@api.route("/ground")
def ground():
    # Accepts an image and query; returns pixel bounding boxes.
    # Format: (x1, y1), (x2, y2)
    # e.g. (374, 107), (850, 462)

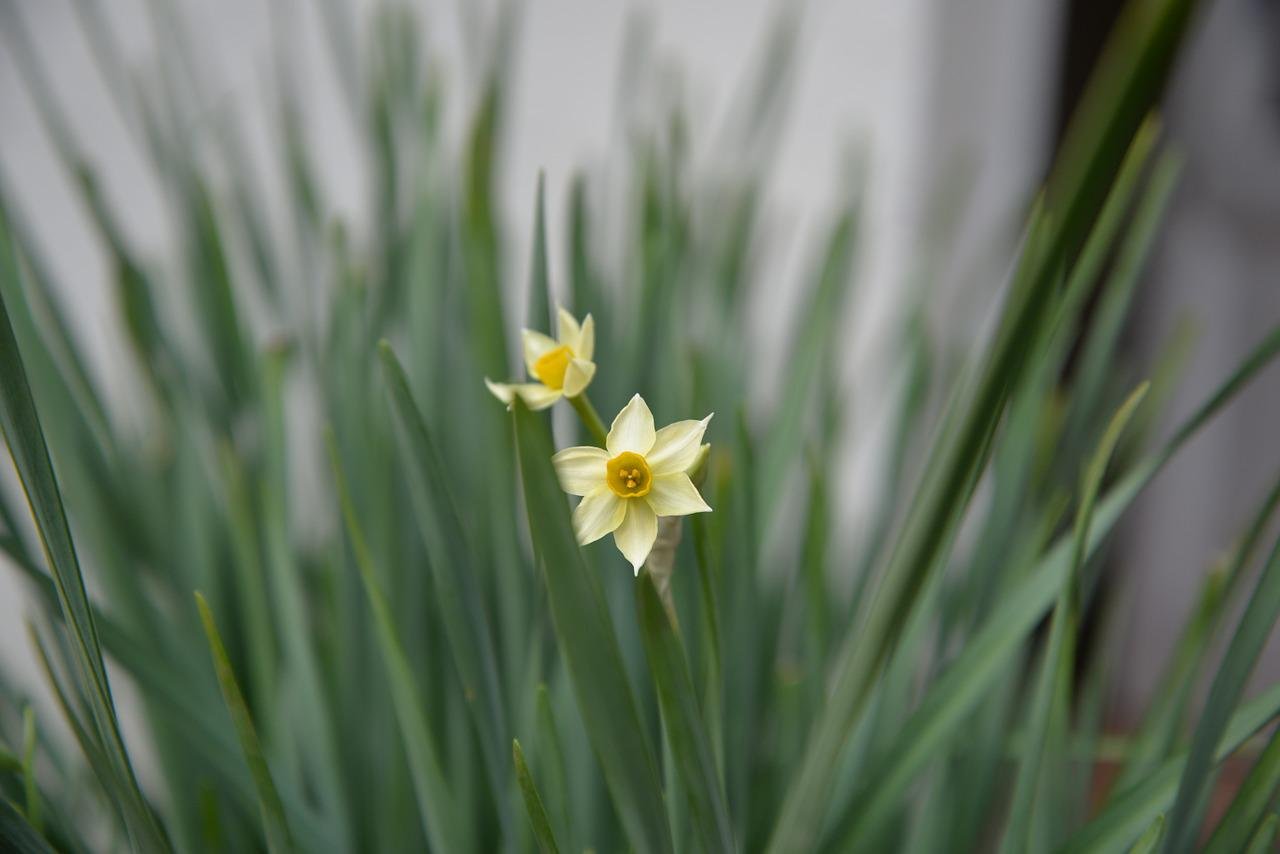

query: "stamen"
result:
(605, 451), (653, 498)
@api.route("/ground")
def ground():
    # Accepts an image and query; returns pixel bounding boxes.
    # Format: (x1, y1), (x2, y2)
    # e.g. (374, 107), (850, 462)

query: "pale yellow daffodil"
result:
(552, 394), (712, 574)
(485, 308), (596, 410)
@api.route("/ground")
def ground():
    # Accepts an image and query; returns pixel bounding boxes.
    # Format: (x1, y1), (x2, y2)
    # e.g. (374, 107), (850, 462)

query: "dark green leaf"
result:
(378, 342), (511, 832)
(636, 571), (736, 854)
(511, 397), (672, 854)
(1204, 722), (1280, 854)
(0, 204), (169, 853)
(1163, 531), (1280, 851)
(514, 740), (561, 854)
(327, 432), (467, 853)
(0, 798), (53, 854)
(195, 593), (295, 854)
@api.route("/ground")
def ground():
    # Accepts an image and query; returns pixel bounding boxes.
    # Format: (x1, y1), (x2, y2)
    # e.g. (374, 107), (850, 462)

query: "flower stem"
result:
(569, 393), (609, 447)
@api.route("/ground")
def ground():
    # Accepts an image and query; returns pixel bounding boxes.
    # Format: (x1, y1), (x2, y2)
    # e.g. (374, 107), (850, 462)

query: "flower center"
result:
(606, 451), (652, 498)
(532, 345), (573, 390)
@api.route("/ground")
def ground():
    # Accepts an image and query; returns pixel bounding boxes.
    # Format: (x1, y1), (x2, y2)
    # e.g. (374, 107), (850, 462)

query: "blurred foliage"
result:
(1, 0), (1280, 852)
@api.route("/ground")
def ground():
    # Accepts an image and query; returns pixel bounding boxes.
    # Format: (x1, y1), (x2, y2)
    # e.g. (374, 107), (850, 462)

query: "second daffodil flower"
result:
(485, 308), (596, 410)
(553, 394), (712, 574)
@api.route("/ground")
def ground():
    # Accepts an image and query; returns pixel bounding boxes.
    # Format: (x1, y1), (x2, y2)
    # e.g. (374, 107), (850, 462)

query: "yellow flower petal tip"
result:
(488, 309), (596, 407)
(553, 393), (712, 571)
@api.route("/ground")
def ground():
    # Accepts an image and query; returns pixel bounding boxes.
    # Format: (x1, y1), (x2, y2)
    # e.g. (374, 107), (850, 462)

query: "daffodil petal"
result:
(522, 330), (559, 376)
(552, 446), (607, 496)
(606, 394), (656, 456)
(646, 414), (712, 476)
(646, 473), (712, 517)
(577, 314), (595, 362)
(556, 307), (582, 352)
(613, 499), (658, 575)
(498, 383), (562, 411)
(573, 489), (626, 545)
(562, 358), (596, 398)
(485, 378), (516, 404)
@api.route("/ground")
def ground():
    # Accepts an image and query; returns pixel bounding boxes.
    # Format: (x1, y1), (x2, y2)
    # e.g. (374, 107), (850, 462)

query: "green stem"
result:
(569, 392), (608, 447)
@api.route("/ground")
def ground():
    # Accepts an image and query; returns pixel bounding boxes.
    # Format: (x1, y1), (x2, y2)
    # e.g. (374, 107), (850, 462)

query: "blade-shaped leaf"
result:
(1163, 530), (1280, 852)
(1203, 722), (1280, 854)
(1244, 814), (1279, 854)
(511, 397), (673, 854)
(0, 204), (168, 853)
(0, 798), (53, 854)
(527, 171), (553, 332)
(636, 570), (736, 854)
(765, 0), (1226, 810)
(824, 326), (1280, 851)
(1062, 678), (1280, 854)
(1130, 816), (1165, 854)
(326, 431), (467, 853)
(194, 593), (294, 854)
(1118, 468), (1280, 792)
(514, 739), (561, 854)
(20, 706), (40, 834)
(1000, 384), (1148, 853)
(378, 342), (511, 834)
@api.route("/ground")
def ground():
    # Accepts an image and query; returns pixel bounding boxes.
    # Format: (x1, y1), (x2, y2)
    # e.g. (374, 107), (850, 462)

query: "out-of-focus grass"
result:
(1, 1), (1280, 852)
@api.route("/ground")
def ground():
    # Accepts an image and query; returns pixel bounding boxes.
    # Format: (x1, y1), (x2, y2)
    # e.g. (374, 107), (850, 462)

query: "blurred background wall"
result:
(0, 0), (1277, 727)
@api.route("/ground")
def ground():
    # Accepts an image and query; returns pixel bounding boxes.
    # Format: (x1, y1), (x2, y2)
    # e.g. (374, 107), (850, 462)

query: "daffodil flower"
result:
(485, 308), (596, 410)
(552, 394), (712, 574)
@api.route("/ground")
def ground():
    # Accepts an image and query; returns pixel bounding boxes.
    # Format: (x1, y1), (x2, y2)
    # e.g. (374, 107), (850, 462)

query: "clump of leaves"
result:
(2, 0), (1279, 852)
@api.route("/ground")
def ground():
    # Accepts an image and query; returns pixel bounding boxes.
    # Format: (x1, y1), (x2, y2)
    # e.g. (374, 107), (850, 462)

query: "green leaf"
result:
(767, 0), (1224, 824)
(1045, 0), (1196, 262)
(1129, 816), (1164, 854)
(534, 685), (573, 849)
(514, 740), (561, 854)
(326, 431), (467, 854)
(0, 798), (53, 854)
(258, 347), (349, 845)
(567, 173), (603, 325)
(1117, 469), (1280, 792)
(1000, 383), (1148, 854)
(636, 571), (736, 854)
(1056, 151), (1181, 469)
(0, 205), (169, 853)
(26, 625), (122, 823)
(1244, 814), (1279, 854)
(378, 342), (511, 831)
(7, 498), (332, 851)
(1204, 721), (1280, 854)
(20, 706), (40, 835)
(527, 171), (553, 332)
(184, 177), (252, 408)
(462, 79), (510, 380)
(510, 397), (673, 854)
(1061, 678), (1280, 854)
(195, 593), (295, 854)
(824, 325), (1280, 851)
(768, 182), (1058, 854)
(1162, 533), (1280, 852)
(758, 205), (859, 522)
(217, 446), (278, 731)
(0, 746), (19, 774)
